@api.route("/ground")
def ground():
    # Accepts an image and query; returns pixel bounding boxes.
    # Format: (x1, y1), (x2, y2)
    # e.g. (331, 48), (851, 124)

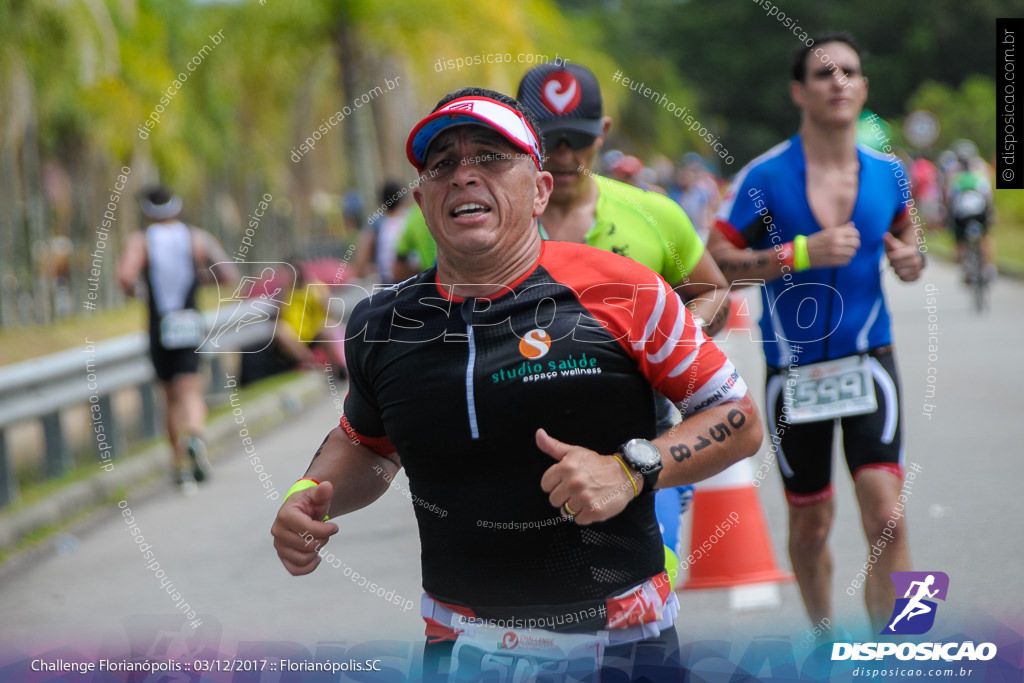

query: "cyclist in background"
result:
(947, 140), (995, 282)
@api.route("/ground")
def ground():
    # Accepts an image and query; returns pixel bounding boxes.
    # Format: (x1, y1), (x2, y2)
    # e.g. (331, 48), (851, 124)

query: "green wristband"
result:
(284, 478), (319, 502)
(793, 234), (811, 271)
(284, 478), (330, 520)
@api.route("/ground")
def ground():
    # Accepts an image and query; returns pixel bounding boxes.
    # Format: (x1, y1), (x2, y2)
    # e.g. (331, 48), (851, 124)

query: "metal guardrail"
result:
(0, 304), (275, 507)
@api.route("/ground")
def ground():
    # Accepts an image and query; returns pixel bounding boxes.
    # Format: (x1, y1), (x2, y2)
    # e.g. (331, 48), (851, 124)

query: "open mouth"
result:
(451, 203), (491, 218)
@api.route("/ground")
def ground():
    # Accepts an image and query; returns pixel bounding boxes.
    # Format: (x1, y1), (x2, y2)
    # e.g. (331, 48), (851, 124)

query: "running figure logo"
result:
(881, 571), (949, 635)
(198, 262), (294, 353)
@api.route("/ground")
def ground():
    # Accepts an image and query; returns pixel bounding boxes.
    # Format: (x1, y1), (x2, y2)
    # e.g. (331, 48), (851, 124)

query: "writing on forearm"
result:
(701, 296), (730, 336)
(304, 434), (330, 476)
(668, 393), (757, 462)
(669, 408), (747, 461)
(720, 252), (770, 273)
(311, 434), (329, 460)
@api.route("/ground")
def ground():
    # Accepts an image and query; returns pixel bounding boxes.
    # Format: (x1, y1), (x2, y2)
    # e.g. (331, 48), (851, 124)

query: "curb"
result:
(0, 371), (329, 573)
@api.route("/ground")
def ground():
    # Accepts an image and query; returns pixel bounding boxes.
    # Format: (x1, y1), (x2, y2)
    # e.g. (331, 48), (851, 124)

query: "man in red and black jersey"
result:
(272, 88), (763, 677)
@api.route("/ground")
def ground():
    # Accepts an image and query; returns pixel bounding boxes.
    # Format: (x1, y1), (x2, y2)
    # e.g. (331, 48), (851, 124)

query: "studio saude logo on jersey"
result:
(831, 571), (997, 663)
(518, 328), (552, 359)
(491, 329), (605, 385)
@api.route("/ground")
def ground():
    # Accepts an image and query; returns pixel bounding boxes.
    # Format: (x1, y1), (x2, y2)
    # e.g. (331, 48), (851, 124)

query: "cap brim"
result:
(406, 97), (542, 172)
(410, 116), (503, 164)
(535, 117), (604, 138)
(141, 196), (183, 220)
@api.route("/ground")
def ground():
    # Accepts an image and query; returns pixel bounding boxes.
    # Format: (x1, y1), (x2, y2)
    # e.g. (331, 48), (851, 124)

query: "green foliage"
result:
(1, 0), (1015, 332)
(571, 0), (1022, 166)
(906, 77), (996, 159)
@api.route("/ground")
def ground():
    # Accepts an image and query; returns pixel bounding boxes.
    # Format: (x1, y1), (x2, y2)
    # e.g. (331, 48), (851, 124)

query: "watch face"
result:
(626, 439), (661, 469)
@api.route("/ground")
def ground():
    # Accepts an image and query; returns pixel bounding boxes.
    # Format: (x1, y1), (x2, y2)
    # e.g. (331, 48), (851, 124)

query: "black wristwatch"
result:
(618, 438), (662, 493)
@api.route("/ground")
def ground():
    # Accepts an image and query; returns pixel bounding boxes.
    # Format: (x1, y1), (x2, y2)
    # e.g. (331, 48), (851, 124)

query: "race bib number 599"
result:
(787, 355), (877, 424)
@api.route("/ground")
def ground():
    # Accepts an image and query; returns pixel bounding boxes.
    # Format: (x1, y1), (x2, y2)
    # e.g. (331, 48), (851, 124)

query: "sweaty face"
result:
(413, 125), (551, 259)
(793, 41), (868, 128)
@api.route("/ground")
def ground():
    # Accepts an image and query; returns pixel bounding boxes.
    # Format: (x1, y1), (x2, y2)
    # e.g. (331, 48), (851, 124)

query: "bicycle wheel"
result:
(965, 221), (986, 313)
(973, 270), (987, 312)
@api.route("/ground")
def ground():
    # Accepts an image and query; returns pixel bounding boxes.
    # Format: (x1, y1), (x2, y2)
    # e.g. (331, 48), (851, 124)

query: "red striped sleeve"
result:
(542, 243), (742, 412)
(616, 272), (734, 407)
(340, 413), (396, 456)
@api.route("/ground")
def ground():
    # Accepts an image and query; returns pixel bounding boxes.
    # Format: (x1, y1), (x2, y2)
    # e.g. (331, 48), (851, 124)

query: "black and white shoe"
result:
(176, 466), (198, 496)
(187, 436), (211, 483)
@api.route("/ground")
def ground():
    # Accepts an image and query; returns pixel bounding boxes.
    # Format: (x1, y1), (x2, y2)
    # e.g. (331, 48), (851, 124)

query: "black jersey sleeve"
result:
(340, 294), (396, 456)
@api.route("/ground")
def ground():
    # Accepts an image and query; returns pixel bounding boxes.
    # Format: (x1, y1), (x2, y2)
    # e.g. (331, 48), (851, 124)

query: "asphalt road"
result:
(0, 257), (1021, 678)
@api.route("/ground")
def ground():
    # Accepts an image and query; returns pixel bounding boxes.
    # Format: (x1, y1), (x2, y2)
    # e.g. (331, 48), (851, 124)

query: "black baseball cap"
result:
(516, 63), (603, 139)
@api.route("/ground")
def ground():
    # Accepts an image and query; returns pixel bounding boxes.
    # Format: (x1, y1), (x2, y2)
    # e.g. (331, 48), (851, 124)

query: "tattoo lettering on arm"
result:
(709, 422), (731, 442)
(702, 296), (731, 337)
(670, 443), (691, 462)
(669, 394), (755, 461)
(721, 253), (770, 273)
(727, 406), (747, 429)
(302, 434), (331, 478)
(310, 435), (329, 461)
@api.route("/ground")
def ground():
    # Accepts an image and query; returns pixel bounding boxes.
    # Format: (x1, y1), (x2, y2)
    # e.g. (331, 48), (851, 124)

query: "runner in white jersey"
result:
(117, 186), (238, 490)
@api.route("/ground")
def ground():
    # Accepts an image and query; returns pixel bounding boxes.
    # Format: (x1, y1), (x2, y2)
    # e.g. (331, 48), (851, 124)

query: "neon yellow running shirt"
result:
(583, 175), (703, 284)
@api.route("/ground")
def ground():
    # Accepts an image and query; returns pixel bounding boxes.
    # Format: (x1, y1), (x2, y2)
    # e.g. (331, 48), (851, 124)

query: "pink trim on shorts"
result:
(852, 463), (904, 481)
(785, 483), (834, 507)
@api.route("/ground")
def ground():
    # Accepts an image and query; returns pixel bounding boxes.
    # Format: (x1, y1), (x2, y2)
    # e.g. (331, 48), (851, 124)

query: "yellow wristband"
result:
(284, 478), (320, 503)
(284, 478), (330, 520)
(612, 455), (640, 498)
(793, 234), (811, 271)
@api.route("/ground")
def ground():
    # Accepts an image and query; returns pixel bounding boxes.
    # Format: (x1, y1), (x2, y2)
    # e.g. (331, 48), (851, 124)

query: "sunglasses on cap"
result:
(543, 129), (598, 152)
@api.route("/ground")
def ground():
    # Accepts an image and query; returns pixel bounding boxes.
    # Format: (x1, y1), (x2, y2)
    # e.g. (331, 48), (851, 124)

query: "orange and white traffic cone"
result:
(680, 457), (793, 609)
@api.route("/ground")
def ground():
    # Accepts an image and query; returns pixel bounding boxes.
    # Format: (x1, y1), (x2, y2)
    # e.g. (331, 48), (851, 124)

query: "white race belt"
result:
(422, 590), (679, 682)
(451, 625), (606, 682)
(159, 308), (206, 349)
(786, 355), (877, 423)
